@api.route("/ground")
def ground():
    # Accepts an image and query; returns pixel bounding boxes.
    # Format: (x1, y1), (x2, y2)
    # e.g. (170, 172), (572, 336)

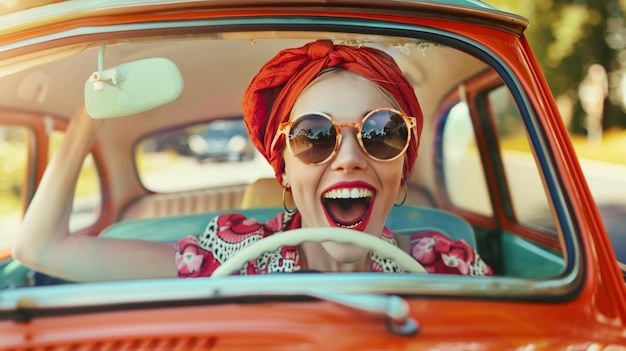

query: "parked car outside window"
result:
(187, 119), (255, 163)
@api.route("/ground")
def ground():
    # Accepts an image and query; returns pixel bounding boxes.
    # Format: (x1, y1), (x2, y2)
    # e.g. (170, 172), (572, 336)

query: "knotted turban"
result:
(242, 39), (423, 185)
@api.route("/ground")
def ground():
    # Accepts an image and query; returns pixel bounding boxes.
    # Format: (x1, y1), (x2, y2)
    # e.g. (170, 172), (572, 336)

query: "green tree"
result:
(484, 0), (626, 134)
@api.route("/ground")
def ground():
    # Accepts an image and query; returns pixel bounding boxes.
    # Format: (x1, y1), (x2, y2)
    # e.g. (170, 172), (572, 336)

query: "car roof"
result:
(0, 0), (528, 38)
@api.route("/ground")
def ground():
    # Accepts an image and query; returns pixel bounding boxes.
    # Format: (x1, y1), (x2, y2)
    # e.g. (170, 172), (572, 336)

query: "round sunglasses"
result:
(273, 108), (417, 165)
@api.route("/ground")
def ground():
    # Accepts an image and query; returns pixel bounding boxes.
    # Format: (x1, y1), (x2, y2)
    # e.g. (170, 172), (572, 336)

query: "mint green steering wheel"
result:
(211, 227), (426, 277)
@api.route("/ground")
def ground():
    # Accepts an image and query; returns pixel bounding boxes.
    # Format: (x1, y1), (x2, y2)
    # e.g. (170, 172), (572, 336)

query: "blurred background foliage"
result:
(485, 0), (626, 136)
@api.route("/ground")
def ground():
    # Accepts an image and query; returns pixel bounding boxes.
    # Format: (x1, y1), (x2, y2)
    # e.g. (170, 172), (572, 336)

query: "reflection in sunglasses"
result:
(274, 108), (417, 165)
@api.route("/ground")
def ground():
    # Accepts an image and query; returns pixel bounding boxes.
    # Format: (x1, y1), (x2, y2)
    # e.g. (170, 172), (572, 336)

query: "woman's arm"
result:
(12, 107), (177, 282)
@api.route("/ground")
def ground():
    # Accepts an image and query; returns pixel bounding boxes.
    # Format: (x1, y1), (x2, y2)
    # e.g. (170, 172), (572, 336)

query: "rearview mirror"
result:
(84, 57), (184, 119)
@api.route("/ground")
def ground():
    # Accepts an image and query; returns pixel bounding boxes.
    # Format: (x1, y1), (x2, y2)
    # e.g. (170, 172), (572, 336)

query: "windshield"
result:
(0, 14), (584, 308)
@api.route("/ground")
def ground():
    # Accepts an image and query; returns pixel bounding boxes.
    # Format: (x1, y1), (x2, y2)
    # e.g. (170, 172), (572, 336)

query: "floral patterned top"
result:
(173, 211), (492, 277)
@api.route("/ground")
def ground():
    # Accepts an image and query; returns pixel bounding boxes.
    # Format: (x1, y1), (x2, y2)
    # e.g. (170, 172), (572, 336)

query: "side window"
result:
(441, 101), (492, 216)
(488, 86), (557, 234)
(0, 125), (31, 252)
(0, 117), (102, 254)
(441, 84), (556, 234)
(440, 76), (563, 279)
(48, 131), (101, 231)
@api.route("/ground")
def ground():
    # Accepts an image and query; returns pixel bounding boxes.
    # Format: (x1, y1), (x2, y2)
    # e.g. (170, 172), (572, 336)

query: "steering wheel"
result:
(211, 227), (426, 277)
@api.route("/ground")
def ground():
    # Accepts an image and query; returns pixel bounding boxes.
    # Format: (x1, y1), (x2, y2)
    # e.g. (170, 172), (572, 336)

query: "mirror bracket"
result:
(89, 69), (120, 91)
(89, 43), (121, 91)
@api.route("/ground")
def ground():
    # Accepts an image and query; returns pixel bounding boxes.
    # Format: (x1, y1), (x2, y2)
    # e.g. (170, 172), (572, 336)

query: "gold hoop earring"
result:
(394, 182), (407, 207)
(282, 186), (297, 214)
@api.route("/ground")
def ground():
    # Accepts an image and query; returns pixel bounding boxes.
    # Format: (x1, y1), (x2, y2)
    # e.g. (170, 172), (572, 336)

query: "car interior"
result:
(0, 29), (568, 288)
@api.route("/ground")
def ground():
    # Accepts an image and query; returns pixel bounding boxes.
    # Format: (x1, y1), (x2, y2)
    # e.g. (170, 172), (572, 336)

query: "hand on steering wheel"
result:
(211, 227), (426, 277)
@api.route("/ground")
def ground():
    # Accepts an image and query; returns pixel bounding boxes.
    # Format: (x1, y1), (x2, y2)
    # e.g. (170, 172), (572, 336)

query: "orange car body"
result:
(0, 1), (624, 350)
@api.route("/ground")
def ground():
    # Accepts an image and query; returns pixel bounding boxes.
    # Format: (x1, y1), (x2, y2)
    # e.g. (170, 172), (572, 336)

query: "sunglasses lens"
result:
(361, 110), (409, 160)
(289, 114), (336, 164)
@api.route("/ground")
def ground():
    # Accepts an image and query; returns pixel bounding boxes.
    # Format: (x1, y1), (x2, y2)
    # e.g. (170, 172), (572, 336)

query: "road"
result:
(578, 159), (626, 264)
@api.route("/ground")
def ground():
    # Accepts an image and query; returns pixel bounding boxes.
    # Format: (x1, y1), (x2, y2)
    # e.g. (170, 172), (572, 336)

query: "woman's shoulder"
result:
(207, 211), (287, 238)
(408, 230), (492, 276)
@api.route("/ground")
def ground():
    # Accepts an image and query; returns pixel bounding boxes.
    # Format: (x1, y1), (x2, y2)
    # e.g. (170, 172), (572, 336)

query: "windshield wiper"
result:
(310, 292), (419, 336)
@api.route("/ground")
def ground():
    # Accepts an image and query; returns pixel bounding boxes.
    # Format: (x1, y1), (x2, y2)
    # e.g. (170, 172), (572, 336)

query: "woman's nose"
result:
(330, 132), (368, 172)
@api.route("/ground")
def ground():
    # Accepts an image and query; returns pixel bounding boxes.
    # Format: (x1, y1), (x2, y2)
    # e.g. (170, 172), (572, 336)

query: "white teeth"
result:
(338, 219), (362, 229)
(350, 188), (359, 198)
(323, 188), (373, 199)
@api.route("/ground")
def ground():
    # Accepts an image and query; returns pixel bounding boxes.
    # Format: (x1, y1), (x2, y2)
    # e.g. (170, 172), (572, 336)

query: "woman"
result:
(12, 40), (492, 281)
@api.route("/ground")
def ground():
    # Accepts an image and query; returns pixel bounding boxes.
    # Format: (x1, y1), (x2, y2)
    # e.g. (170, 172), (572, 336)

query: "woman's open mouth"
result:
(322, 186), (374, 231)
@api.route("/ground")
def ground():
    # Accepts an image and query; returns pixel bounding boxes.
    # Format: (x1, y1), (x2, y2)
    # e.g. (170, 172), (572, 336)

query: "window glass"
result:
(440, 83), (563, 278)
(0, 125), (30, 251)
(136, 119), (274, 192)
(441, 101), (493, 216)
(49, 131), (101, 231)
(489, 86), (557, 233)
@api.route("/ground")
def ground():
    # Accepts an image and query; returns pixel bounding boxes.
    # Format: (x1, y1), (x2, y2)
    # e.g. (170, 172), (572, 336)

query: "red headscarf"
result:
(243, 40), (423, 185)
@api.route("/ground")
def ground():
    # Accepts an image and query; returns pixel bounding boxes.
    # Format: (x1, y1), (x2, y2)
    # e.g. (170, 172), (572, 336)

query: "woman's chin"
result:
(321, 242), (370, 265)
